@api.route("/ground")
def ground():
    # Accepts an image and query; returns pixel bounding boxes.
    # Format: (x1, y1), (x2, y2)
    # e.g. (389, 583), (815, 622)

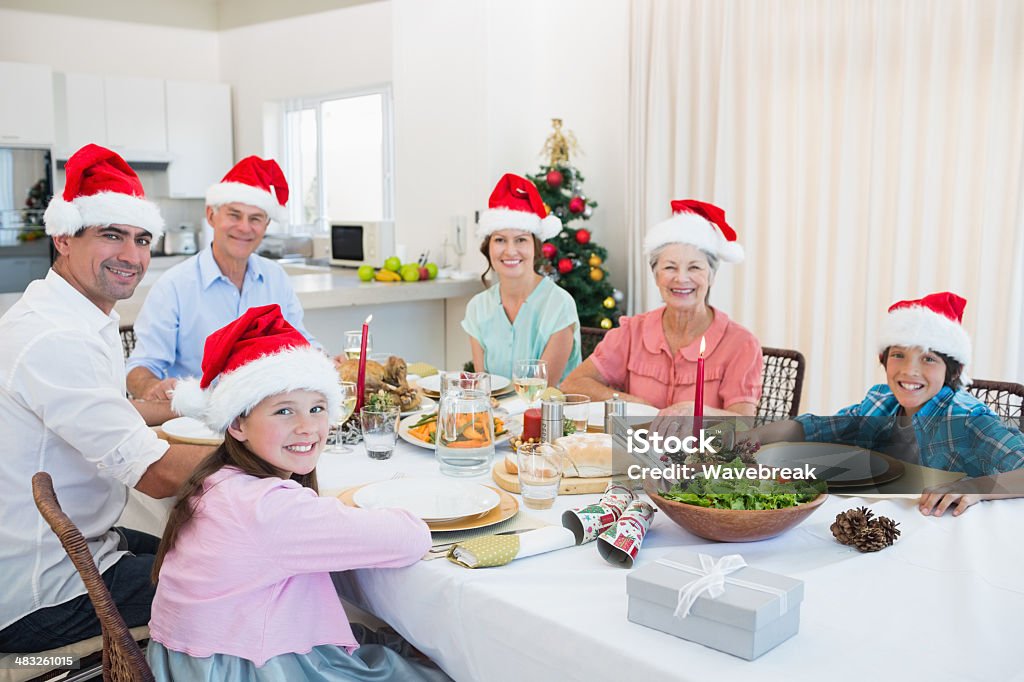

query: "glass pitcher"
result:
(436, 385), (494, 477)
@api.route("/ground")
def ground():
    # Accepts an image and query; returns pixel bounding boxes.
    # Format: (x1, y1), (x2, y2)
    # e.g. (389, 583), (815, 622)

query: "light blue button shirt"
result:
(127, 247), (318, 380)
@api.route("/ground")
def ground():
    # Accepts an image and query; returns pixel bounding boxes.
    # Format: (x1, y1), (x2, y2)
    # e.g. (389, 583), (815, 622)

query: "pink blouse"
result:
(589, 307), (762, 410)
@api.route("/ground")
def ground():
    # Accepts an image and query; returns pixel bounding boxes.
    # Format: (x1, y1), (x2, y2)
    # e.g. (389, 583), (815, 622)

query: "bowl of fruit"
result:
(358, 257), (439, 284)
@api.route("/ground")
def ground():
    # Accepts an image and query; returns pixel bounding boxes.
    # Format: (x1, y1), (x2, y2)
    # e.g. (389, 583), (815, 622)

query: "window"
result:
(281, 86), (394, 231)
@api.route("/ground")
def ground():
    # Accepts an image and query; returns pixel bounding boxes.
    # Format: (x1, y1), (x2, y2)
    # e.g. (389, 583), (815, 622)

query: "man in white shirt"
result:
(0, 144), (209, 653)
(125, 156), (317, 401)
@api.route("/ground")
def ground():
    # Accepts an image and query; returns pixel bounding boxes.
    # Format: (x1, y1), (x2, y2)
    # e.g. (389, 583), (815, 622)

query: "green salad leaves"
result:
(660, 458), (826, 510)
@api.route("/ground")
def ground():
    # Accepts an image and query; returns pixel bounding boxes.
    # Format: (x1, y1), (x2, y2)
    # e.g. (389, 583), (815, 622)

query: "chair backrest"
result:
(966, 379), (1024, 430)
(579, 326), (607, 360)
(119, 326), (137, 360)
(32, 473), (155, 682)
(756, 347), (806, 425)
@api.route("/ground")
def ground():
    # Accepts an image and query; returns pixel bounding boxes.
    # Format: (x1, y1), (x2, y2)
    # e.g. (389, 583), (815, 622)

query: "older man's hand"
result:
(140, 377), (179, 401)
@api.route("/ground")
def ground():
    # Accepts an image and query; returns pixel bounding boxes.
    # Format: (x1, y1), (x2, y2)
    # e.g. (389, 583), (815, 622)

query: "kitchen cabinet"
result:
(104, 76), (166, 156)
(55, 73), (167, 160)
(165, 80), (233, 198)
(0, 62), (55, 146)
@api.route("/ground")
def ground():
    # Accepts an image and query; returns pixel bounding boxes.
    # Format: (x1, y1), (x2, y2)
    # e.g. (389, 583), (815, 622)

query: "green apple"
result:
(384, 256), (402, 272)
(400, 263), (420, 282)
(357, 265), (375, 282)
(425, 262), (439, 279)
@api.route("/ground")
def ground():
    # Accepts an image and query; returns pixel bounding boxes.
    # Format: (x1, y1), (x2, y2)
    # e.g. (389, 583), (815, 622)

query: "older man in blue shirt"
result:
(126, 157), (317, 400)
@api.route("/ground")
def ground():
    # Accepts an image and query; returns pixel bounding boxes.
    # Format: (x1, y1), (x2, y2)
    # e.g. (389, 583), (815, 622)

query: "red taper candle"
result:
(354, 314), (373, 411)
(693, 335), (705, 438)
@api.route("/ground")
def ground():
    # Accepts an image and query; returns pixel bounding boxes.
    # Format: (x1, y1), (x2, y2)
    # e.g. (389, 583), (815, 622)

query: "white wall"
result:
(217, 2), (393, 159)
(0, 8), (219, 80)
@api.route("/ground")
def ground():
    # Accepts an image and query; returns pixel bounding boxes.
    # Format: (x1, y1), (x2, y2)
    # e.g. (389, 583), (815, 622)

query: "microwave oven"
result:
(329, 221), (395, 267)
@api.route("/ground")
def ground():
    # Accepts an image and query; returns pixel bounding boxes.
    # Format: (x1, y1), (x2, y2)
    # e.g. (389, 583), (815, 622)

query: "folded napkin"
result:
(448, 526), (576, 568)
(407, 362), (438, 378)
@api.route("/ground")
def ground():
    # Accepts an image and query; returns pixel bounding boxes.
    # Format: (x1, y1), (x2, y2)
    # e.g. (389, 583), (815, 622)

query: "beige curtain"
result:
(627, 0), (1024, 413)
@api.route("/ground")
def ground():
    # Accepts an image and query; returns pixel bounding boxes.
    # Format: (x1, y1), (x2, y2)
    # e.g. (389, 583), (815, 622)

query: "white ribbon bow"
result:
(663, 553), (747, 618)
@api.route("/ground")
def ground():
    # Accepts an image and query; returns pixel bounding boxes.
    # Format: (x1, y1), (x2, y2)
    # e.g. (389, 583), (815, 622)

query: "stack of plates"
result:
(160, 417), (223, 445)
(416, 374), (514, 399)
(346, 478), (518, 531)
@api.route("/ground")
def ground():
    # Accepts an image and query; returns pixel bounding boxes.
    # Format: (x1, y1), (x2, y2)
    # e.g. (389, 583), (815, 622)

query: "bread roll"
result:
(554, 433), (615, 478)
(504, 451), (518, 475)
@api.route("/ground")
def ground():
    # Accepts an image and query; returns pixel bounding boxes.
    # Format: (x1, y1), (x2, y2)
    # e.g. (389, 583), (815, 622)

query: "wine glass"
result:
(325, 381), (358, 453)
(343, 330), (372, 360)
(513, 359), (548, 407)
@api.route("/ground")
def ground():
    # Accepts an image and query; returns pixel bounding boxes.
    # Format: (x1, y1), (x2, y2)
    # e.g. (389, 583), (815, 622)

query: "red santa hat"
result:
(172, 304), (341, 433)
(643, 199), (744, 263)
(205, 156), (289, 223)
(878, 292), (972, 380)
(477, 173), (562, 241)
(43, 144), (164, 238)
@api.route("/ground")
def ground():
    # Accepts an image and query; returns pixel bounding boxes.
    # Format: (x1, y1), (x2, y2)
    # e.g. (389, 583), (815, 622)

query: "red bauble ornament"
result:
(546, 170), (564, 188)
(542, 242), (557, 259)
(575, 228), (591, 245)
(569, 196), (585, 214)
(557, 258), (574, 274)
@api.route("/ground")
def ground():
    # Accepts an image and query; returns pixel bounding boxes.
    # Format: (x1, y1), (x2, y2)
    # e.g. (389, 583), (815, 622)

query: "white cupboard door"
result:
(0, 62), (55, 146)
(54, 72), (107, 154)
(104, 76), (166, 154)
(165, 80), (233, 198)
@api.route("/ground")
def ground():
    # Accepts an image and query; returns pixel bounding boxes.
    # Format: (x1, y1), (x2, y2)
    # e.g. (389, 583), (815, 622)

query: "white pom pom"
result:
(539, 214), (563, 241)
(170, 379), (208, 419)
(43, 199), (84, 237)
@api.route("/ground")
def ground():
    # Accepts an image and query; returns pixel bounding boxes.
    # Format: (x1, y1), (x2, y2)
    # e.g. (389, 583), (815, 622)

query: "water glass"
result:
(516, 442), (566, 509)
(513, 360), (548, 405)
(343, 330), (372, 360)
(436, 387), (494, 477)
(558, 394), (592, 433)
(359, 405), (400, 460)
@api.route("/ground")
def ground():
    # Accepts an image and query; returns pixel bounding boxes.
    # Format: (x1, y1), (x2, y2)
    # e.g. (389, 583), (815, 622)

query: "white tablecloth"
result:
(318, 439), (1024, 682)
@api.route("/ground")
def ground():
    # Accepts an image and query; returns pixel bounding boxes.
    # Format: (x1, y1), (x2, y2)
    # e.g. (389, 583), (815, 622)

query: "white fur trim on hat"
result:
(477, 209), (562, 241)
(171, 346), (342, 434)
(878, 306), (973, 369)
(44, 191), (165, 238)
(644, 212), (744, 263)
(206, 181), (287, 223)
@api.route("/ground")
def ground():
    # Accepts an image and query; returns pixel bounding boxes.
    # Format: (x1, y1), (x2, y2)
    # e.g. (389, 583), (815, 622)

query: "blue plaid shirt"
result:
(796, 385), (1024, 478)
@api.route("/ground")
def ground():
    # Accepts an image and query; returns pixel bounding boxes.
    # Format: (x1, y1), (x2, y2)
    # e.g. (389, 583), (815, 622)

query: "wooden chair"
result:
(579, 326), (607, 360)
(966, 379), (1024, 430)
(118, 327), (137, 360)
(755, 347), (806, 425)
(31, 473), (154, 682)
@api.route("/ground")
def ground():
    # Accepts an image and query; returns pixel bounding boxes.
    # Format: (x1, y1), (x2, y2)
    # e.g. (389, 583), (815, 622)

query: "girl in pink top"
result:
(562, 200), (762, 416)
(147, 305), (446, 681)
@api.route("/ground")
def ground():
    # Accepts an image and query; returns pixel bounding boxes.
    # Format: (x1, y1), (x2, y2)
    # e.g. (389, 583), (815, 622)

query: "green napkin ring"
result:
(447, 534), (521, 568)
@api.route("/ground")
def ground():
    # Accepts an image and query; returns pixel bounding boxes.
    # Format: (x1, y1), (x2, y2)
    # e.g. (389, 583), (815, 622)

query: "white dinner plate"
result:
(353, 478), (501, 522)
(398, 413), (520, 451)
(587, 401), (658, 427)
(161, 416), (223, 445)
(401, 395), (435, 416)
(416, 373), (511, 395)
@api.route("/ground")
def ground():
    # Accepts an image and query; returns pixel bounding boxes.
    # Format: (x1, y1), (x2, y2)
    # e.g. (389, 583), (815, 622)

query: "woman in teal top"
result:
(462, 174), (582, 385)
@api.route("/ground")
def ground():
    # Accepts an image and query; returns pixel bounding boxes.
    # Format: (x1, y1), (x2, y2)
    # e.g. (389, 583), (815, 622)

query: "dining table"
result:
(318, 429), (1024, 682)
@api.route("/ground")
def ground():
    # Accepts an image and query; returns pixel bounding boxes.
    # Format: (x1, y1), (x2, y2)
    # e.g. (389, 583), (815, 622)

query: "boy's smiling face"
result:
(884, 346), (947, 417)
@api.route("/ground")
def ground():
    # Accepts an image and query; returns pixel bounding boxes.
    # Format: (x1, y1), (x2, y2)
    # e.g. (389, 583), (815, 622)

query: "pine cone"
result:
(851, 525), (890, 552)
(872, 516), (901, 545)
(830, 506), (874, 545)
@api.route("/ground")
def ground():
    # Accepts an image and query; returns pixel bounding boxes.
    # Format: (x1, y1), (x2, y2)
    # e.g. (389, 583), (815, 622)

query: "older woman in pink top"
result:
(562, 200), (762, 417)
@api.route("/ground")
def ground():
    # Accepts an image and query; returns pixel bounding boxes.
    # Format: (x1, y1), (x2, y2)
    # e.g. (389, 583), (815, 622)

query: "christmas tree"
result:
(527, 119), (623, 329)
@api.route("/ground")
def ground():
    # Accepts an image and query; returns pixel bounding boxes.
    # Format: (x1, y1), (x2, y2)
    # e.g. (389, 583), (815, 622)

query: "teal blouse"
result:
(461, 277), (582, 383)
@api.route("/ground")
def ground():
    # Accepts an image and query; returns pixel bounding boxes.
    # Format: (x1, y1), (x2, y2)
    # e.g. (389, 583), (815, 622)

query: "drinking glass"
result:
(516, 442), (566, 509)
(513, 360), (548, 405)
(558, 394), (592, 433)
(325, 381), (358, 453)
(343, 330), (372, 360)
(359, 405), (401, 460)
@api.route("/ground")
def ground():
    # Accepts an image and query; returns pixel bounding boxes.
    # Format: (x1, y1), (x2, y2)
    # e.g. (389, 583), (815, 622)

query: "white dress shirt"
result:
(0, 270), (169, 629)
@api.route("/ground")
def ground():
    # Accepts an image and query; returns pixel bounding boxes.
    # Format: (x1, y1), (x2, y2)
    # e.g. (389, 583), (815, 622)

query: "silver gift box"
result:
(626, 550), (804, 660)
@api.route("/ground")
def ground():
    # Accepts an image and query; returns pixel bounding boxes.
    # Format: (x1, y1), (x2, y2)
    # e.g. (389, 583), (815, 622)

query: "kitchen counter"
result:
(0, 263), (484, 368)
